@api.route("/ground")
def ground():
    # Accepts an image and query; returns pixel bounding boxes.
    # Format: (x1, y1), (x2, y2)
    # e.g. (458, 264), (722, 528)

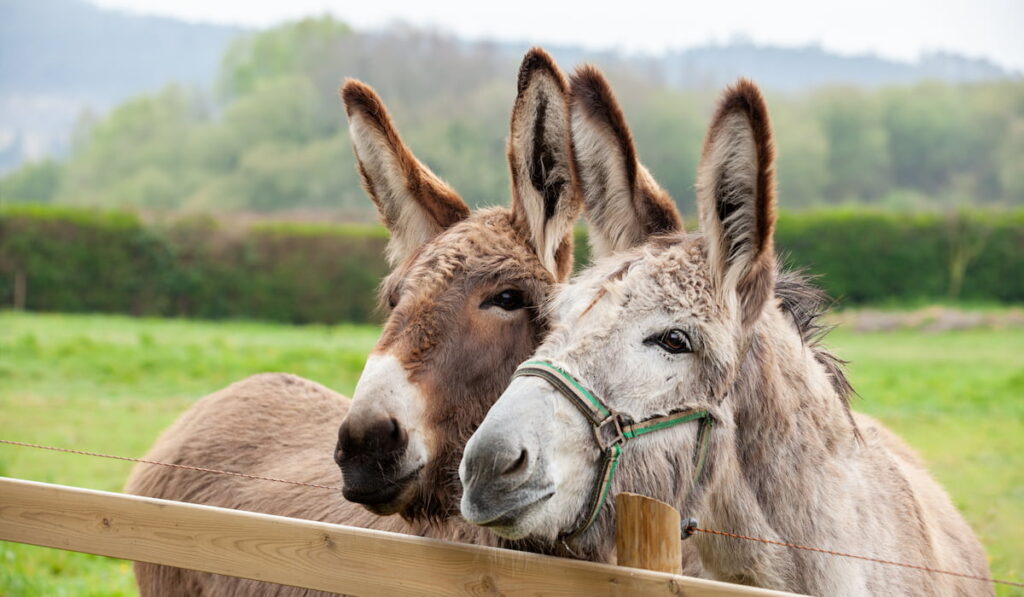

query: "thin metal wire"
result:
(0, 439), (340, 491)
(3, 437), (1021, 588)
(692, 527), (1024, 589)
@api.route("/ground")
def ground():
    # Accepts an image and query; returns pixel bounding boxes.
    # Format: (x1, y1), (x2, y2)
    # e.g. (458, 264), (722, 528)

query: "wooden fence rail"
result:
(0, 477), (801, 596)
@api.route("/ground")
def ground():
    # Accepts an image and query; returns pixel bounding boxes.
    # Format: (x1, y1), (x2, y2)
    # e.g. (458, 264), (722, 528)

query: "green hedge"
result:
(1, 206), (1021, 324)
(0, 206), (388, 324)
(774, 210), (1024, 305)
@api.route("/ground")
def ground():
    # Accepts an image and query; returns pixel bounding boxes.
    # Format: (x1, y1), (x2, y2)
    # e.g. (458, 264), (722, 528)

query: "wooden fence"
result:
(0, 477), (802, 596)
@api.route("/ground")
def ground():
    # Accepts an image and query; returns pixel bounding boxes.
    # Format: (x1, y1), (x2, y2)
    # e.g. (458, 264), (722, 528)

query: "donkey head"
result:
(460, 75), (782, 549)
(335, 49), (582, 520)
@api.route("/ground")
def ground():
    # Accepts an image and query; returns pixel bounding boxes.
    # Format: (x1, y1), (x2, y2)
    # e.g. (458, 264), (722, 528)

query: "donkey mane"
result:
(773, 264), (854, 412)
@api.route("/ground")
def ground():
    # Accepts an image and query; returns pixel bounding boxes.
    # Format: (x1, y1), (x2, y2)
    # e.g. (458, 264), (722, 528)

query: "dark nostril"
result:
(335, 421), (351, 466)
(386, 418), (408, 452)
(502, 448), (529, 477)
(336, 415), (408, 465)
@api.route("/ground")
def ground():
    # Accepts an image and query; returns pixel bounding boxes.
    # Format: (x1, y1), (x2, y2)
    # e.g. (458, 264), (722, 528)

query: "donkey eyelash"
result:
(479, 288), (529, 311)
(387, 287), (403, 309)
(643, 328), (700, 354)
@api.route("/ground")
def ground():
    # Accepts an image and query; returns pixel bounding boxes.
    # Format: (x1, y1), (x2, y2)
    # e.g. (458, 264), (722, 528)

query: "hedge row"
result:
(0, 206), (389, 324)
(1, 206), (1021, 324)
(773, 209), (1024, 305)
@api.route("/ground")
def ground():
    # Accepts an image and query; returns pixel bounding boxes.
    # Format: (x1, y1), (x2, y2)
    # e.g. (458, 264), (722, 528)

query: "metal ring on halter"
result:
(511, 360), (714, 540)
(593, 413), (627, 450)
(681, 517), (700, 540)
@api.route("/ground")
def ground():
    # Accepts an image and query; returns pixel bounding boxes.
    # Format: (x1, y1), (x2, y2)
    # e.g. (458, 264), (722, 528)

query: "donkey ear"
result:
(507, 48), (582, 281)
(696, 79), (777, 326)
(570, 65), (683, 259)
(341, 79), (470, 266)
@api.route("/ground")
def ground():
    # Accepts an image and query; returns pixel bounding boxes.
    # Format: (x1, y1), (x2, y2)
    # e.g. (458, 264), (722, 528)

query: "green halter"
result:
(512, 360), (714, 539)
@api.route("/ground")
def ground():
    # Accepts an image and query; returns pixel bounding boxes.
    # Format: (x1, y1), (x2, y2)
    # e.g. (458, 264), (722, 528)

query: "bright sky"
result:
(91, 0), (1024, 72)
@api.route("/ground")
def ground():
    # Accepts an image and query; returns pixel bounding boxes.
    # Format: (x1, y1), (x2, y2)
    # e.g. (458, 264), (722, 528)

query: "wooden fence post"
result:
(616, 492), (683, 574)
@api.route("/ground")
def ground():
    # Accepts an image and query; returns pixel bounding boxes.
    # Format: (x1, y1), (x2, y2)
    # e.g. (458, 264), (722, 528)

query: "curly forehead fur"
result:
(380, 207), (557, 314)
(550, 232), (852, 406)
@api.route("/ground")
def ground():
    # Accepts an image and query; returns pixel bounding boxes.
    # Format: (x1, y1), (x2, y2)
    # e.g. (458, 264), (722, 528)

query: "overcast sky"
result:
(91, 0), (1024, 72)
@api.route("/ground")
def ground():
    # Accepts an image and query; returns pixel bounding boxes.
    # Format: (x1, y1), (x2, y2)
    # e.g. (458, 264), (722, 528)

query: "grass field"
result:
(1, 311), (1021, 595)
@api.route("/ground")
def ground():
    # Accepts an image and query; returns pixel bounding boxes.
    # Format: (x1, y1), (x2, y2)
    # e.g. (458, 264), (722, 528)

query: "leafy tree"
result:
(625, 85), (707, 214)
(998, 119), (1024, 202)
(223, 76), (321, 149)
(218, 17), (351, 101)
(56, 85), (208, 208)
(813, 89), (891, 201)
(2, 16), (1021, 215)
(771, 97), (829, 208)
(0, 159), (62, 204)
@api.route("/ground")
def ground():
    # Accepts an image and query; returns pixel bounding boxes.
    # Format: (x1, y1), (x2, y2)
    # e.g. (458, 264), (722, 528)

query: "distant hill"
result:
(656, 43), (1013, 91)
(531, 42), (1016, 93)
(0, 0), (241, 171)
(0, 0), (1019, 172)
(0, 0), (241, 98)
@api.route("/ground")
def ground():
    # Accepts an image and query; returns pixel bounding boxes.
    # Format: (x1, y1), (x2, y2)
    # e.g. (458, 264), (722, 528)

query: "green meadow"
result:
(1, 311), (1021, 596)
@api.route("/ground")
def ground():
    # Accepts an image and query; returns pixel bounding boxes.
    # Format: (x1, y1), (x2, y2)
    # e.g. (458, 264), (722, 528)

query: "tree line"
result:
(2, 17), (1022, 216)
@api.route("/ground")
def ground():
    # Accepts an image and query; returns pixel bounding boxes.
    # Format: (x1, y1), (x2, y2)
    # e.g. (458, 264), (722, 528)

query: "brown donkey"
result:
(125, 48), (583, 596)
(461, 72), (992, 595)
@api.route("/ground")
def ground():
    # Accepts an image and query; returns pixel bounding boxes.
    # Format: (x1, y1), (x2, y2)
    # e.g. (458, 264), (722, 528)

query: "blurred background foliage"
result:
(2, 15), (1023, 217)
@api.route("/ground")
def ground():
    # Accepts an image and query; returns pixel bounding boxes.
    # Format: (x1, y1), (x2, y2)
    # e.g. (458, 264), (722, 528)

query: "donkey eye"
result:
(480, 289), (526, 311)
(645, 329), (693, 354)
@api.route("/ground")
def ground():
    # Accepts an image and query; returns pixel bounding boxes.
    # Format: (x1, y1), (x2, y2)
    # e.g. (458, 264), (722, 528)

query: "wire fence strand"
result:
(2, 438), (1020, 589)
(0, 438), (340, 491)
(692, 527), (1023, 588)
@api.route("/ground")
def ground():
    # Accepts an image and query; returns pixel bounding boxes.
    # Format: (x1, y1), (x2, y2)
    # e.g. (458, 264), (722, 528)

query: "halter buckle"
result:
(594, 412), (627, 451)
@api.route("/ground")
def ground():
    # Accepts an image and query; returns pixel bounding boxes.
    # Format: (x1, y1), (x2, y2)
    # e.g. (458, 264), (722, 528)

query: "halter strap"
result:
(512, 360), (714, 539)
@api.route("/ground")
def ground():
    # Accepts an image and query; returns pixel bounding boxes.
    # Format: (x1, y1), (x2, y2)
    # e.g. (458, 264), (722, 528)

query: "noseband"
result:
(512, 360), (714, 539)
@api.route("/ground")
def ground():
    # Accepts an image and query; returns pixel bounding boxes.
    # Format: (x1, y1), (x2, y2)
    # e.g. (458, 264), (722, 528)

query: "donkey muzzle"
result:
(336, 409), (416, 511)
(459, 384), (553, 534)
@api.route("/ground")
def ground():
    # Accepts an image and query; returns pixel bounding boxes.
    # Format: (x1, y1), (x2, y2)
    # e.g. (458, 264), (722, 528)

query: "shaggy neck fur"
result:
(572, 271), (990, 595)
(694, 304), (864, 593)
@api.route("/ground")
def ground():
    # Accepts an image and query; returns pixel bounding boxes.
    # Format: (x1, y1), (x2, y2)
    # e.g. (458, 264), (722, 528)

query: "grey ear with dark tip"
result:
(696, 78), (777, 325)
(506, 48), (582, 281)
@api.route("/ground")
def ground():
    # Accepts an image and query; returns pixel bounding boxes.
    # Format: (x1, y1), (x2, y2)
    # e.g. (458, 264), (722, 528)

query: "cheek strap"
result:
(512, 360), (714, 539)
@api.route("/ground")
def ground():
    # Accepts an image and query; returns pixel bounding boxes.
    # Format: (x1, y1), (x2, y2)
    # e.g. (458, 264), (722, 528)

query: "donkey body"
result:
(460, 73), (992, 595)
(126, 48), (595, 595)
(126, 374), (493, 596)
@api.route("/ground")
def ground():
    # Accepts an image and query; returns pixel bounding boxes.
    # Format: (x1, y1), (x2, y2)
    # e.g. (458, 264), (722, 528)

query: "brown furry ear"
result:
(570, 65), (682, 259)
(696, 78), (776, 326)
(341, 79), (470, 266)
(507, 48), (582, 281)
